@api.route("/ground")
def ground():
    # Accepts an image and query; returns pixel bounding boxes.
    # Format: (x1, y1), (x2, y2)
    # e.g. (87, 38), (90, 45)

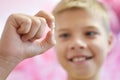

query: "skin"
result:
(55, 9), (113, 80)
(0, 9), (113, 80)
(0, 11), (55, 80)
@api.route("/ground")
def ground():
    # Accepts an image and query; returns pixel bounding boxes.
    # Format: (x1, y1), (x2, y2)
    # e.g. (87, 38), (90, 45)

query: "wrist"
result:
(0, 56), (22, 80)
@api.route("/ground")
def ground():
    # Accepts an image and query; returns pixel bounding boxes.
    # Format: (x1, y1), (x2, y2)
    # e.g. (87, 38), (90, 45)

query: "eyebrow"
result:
(84, 25), (102, 32)
(56, 28), (70, 32)
(85, 26), (99, 29)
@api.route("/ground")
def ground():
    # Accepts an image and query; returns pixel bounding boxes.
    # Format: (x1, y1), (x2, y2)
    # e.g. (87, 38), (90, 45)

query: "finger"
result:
(35, 10), (55, 29)
(28, 17), (47, 42)
(40, 29), (55, 48)
(27, 30), (55, 56)
(17, 18), (32, 34)
(9, 14), (32, 34)
(21, 17), (41, 41)
(34, 17), (47, 39)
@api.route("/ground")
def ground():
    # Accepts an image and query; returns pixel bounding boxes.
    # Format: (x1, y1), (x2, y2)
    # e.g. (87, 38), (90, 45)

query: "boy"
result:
(0, 0), (113, 80)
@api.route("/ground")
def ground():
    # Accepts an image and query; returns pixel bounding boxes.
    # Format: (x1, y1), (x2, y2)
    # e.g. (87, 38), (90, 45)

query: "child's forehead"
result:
(55, 19), (104, 33)
(55, 8), (110, 34)
(56, 8), (89, 17)
(55, 8), (103, 22)
(54, 6), (109, 29)
(55, 9), (102, 25)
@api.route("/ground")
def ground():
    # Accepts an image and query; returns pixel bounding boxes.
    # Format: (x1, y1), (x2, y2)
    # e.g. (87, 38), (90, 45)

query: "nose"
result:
(68, 39), (87, 51)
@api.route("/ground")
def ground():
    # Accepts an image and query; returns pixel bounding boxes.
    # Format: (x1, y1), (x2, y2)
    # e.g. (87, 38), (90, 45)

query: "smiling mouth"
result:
(69, 56), (93, 62)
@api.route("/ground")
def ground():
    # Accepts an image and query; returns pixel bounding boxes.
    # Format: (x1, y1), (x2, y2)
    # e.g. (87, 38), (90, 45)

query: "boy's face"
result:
(54, 9), (112, 79)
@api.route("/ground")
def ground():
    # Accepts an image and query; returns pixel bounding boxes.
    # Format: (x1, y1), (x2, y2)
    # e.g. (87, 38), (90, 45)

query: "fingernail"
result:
(51, 22), (55, 29)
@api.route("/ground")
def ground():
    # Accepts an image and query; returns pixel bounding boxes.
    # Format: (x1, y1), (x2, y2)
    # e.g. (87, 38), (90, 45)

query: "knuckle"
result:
(22, 27), (29, 33)
(7, 13), (18, 22)
(40, 17), (46, 22)
(39, 10), (45, 14)
(19, 20), (31, 34)
(25, 18), (32, 25)
(34, 19), (41, 28)
(47, 14), (55, 21)
(40, 18), (47, 25)
(9, 13), (17, 18)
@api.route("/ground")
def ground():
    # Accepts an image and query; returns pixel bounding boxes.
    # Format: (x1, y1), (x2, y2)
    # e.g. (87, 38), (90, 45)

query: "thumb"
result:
(40, 21), (55, 47)
(40, 28), (55, 50)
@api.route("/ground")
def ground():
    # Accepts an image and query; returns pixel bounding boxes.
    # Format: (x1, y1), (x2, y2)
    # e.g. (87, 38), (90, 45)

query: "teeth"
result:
(72, 57), (86, 62)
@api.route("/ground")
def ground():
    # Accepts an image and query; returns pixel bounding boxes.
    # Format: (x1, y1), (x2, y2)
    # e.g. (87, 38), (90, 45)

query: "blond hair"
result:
(52, 0), (111, 33)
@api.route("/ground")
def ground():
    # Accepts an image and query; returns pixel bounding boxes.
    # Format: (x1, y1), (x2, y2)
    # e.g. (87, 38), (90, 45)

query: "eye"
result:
(59, 33), (70, 39)
(85, 31), (98, 37)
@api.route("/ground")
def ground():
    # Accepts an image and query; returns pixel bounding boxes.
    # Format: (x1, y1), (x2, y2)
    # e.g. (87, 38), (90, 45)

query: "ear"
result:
(108, 32), (114, 51)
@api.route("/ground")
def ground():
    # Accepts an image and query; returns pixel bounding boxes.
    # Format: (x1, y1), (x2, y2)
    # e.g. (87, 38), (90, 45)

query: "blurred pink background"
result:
(0, 0), (120, 80)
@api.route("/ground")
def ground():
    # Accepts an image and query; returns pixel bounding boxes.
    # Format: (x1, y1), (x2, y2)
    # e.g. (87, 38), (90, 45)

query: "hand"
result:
(0, 11), (55, 68)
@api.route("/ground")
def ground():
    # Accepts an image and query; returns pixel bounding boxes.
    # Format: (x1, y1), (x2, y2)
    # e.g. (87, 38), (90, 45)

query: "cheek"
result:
(55, 43), (66, 59)
(55, 44), (67, 68)
(88, 40), (109, 66)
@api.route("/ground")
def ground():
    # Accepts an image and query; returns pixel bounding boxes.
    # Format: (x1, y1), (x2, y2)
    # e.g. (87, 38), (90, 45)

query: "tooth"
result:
(78, 57), (86, 61)
(73, 58), (79, 62)
(73, 57), (86, 62)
